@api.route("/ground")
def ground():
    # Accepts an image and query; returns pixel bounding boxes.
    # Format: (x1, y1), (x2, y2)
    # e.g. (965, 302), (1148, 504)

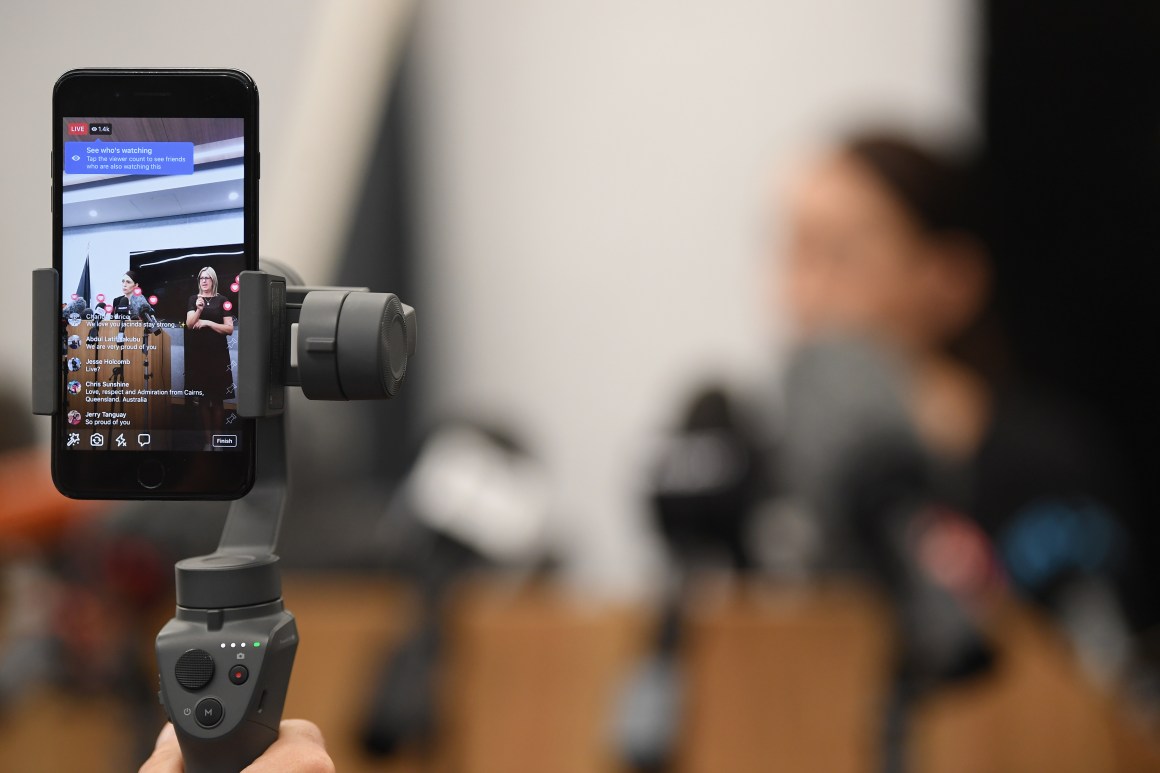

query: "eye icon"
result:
(71, 155), (81, 162)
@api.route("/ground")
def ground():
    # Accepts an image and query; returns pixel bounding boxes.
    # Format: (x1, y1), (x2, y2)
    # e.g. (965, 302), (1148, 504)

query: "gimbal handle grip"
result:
(157, 601), (298, 773)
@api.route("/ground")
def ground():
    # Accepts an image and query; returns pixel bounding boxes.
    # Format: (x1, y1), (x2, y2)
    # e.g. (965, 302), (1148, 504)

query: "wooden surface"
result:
(0, 575), (1157, 772)
(0, 688), (131, 773)
(678, 583), (894, 773)
(910, 601), (1160, 773)
(436, 581), (652, 773)
(280, 574), (421, 773)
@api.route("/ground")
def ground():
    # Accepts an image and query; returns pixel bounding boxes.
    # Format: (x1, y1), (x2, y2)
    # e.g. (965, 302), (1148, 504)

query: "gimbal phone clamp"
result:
(32, 264), (416, 772)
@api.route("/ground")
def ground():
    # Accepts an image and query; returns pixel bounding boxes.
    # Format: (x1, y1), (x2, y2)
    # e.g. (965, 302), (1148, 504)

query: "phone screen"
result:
(60, 116), (246, 453)
(53, 71), (257, 498)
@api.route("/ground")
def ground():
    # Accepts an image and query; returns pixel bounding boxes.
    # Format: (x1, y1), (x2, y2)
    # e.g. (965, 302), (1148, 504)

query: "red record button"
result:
(229, 664), (249, 685)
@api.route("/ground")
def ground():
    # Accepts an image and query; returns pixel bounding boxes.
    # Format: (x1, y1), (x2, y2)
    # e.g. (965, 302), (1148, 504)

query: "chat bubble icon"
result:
(137, 433), (151, 447)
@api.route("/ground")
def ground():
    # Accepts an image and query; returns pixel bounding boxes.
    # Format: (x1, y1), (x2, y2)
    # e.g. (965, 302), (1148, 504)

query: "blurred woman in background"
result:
(774, 132), (1142, 686)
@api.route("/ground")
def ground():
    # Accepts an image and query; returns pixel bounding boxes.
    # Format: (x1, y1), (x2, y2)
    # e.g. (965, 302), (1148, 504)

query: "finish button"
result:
(194, 697), (224, 728)
(212, 434), (238, 448)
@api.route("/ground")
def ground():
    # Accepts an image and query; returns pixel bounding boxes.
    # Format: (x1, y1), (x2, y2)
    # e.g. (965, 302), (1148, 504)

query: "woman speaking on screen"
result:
(185, 266), (234, 449)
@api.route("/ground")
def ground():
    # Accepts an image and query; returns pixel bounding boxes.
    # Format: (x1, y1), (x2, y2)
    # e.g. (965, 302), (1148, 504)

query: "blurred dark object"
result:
(275, 40), (416, 571)
(982, 0), (1160, 633)
(360, 420), (554, 758)
(777, 337), (996, 687)
(0, 392), (35, 455)
(651, 387), (772, 573)
(614, 385), (772, 771)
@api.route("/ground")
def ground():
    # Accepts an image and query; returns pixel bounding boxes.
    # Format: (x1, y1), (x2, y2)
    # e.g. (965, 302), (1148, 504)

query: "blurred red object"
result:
(0, 447), (104, 546)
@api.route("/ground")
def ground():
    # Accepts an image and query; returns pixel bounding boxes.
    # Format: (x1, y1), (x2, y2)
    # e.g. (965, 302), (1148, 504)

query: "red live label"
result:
(67, 122), (87, 135)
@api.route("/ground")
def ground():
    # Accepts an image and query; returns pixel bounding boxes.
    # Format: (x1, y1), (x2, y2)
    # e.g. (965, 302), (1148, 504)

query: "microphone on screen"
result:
(129, 294), (162, 336)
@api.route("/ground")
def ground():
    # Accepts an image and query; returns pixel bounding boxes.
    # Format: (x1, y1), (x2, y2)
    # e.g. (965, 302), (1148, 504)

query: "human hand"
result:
(139, 720), (335, 773)
(195, 297), (206, 311)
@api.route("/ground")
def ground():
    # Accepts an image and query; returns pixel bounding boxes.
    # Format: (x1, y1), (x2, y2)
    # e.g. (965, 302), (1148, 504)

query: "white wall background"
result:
(409, 1), (979, 595)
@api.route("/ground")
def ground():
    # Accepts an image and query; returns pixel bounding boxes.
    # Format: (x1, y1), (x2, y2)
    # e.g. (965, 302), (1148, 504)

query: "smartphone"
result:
(52, 69), (258, 499)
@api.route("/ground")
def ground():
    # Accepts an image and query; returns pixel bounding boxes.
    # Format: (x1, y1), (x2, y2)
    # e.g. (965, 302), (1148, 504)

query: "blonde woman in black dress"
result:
(185, 266), (234, 449)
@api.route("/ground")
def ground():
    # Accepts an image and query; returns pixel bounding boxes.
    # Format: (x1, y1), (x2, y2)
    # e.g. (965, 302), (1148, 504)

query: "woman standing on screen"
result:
(112, 270), (139, 318)
(185, 266), (234, 449)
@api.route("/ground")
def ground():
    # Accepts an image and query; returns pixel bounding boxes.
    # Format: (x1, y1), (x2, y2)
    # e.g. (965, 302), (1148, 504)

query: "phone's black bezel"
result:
(52, 69), (258, 500)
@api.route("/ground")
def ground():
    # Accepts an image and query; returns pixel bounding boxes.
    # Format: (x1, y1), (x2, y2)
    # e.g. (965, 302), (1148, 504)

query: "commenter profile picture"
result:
(67, 410), (82, 426)
(67, 335), (81, 349)
(67, 357), (81, 372)
(67, 380), (81, 394)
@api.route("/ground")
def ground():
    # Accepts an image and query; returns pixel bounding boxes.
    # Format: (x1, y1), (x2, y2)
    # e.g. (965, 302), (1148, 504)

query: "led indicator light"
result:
(220, 643), (226, 649)
(253, 642), (261, 648)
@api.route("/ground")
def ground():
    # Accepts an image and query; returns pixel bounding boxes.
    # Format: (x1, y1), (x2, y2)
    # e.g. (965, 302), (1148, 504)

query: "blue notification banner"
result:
(64, 141), (195, 176)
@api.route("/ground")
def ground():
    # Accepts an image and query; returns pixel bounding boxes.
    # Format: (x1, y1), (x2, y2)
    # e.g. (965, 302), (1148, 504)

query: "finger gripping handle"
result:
(176, 722), (279, 773)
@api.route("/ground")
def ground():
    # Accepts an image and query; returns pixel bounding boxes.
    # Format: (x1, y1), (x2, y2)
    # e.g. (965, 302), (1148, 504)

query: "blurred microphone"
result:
(650, 386), (772, 570)
(62, 298), (91, 320)
(777, 337), (993, 685)
(360, 422), (552, 758)
(778, 337), (994, 773)
(128, 294), (162, 336)
(999, 500), (1132, 684)
(615, 387), (771, 772)
(86, 304), (106, 346)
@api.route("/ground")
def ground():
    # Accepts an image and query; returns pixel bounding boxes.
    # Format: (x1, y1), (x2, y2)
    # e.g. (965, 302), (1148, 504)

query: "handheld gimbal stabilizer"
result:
(33, 264), (416, 772)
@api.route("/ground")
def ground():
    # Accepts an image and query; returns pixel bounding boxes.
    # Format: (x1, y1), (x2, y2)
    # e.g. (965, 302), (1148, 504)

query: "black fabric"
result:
(982, 0), (1160, 627)
(940, 386), (1139, 625)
